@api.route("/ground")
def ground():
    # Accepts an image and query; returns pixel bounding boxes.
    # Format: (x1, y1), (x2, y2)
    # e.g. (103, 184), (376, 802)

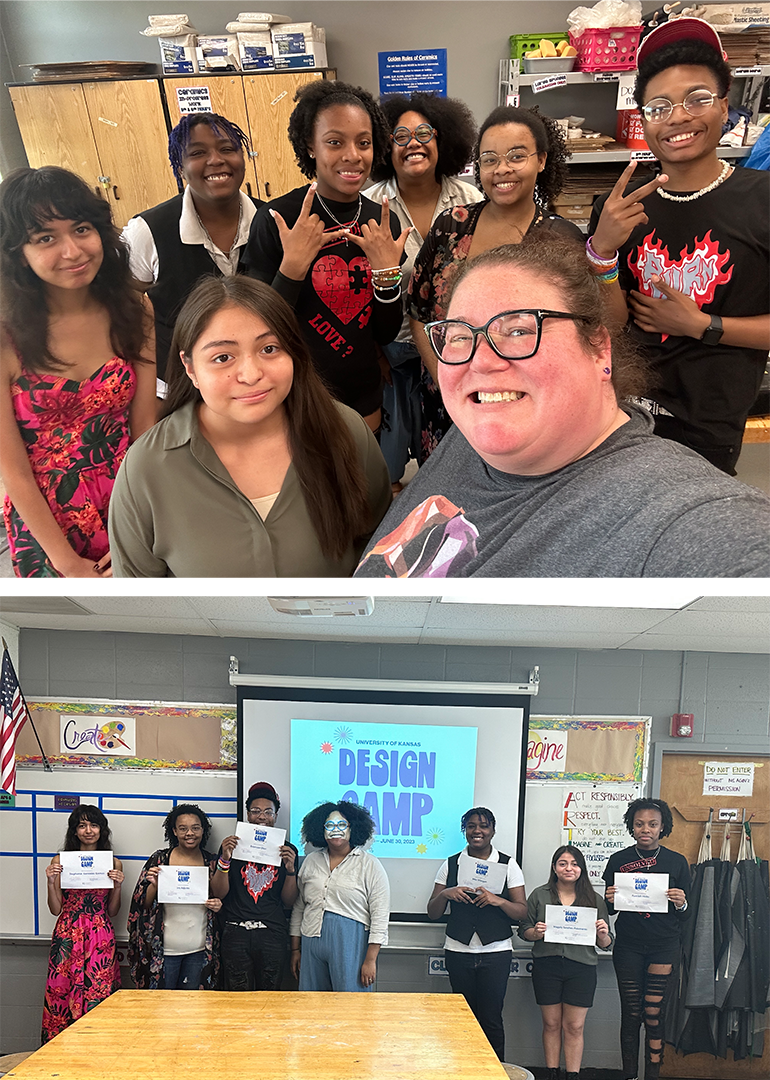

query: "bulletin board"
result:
(520, 716), (650, 910)
(16, 697), (237, 770)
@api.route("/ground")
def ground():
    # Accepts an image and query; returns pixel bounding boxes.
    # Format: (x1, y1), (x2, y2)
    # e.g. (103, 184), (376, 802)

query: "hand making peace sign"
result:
(592, 161), (670, 258)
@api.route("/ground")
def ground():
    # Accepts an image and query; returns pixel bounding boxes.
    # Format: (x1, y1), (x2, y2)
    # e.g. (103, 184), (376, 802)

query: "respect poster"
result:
(291, 718), (477, 859)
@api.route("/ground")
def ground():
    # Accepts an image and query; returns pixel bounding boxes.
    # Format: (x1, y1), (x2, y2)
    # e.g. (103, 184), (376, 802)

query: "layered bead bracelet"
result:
(585, 237), (619, 285)
(371, 265), (403, 303)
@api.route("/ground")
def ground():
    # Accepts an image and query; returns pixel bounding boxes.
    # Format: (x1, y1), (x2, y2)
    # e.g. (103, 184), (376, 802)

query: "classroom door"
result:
(660, 750), (769, 1079)
(164, 76), (261, 200)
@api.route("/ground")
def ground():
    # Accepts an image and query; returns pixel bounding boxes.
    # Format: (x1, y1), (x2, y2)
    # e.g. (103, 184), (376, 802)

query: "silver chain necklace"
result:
(314, 190), (363, 233)
(657, 159), (731, 203)
(635, 844), (660, 861)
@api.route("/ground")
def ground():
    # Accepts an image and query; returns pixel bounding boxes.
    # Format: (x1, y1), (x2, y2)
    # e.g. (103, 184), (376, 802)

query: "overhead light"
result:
(268, 597), (374, 617)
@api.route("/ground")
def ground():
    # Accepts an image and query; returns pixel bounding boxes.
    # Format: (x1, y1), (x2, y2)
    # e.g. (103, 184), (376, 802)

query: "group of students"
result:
(2, 16), (769, 577)
(44, 788), (689, 1080)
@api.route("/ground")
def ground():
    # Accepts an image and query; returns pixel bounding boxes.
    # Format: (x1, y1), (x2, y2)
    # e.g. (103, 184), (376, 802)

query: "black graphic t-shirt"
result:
(590, 168), (770, 453)
(219, 843), (298, 936)
(244, 185), (403, 416)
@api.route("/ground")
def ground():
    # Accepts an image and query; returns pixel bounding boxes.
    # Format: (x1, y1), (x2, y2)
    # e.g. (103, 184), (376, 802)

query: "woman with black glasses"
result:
(364, 93), (482, 480)
(355, 233), (770, 577)
(290, 800), (389, 992)
(406, 104), (581, 461)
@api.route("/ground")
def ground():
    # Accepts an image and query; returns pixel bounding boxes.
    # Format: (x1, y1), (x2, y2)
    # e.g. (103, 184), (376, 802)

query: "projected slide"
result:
(291, 719), (477, 860)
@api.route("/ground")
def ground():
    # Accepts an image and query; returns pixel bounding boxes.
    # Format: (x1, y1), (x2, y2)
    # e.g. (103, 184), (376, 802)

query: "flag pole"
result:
(1, 637), (52, 772)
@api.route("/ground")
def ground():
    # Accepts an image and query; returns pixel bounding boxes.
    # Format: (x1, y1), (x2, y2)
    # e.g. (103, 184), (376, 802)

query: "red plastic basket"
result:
(570, 25), (641, 71)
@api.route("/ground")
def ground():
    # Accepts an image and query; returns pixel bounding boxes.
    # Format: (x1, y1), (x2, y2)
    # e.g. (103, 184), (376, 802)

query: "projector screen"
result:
(238, 680), (530, 916)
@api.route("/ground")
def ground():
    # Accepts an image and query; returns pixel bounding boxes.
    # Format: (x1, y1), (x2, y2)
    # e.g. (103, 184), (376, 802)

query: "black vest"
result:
(138, 193), (260, 378)
(446, 850), (513, 946)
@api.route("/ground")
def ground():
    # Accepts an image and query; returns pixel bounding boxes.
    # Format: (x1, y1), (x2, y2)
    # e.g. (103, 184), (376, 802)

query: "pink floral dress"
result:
(3, 357), (135, 577)
(41, 887), (121, 1043)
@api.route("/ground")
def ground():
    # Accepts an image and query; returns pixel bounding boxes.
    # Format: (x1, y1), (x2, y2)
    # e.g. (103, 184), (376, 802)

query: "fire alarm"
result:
(671, 713), (694, 738)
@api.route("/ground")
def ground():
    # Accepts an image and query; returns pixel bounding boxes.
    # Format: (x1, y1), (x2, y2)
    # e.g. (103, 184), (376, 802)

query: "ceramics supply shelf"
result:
(517, 65), (770, 86)
(568, 145), (752, 163)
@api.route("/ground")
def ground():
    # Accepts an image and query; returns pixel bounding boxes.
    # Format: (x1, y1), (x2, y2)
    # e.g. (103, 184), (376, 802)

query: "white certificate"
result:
(613, 872), (669, 913)
(157, 864), (209, 904)
(232, 821), (286, 866)
(59, 849), (114, 889)
(544, 904), (597, 946)
(457, 859), (508, 894)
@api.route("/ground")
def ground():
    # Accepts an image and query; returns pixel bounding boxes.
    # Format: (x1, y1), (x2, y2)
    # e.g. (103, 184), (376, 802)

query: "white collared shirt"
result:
(289, 846), (390, 945)
(121, 187), (257, 284)
(363, 175), (484, 342)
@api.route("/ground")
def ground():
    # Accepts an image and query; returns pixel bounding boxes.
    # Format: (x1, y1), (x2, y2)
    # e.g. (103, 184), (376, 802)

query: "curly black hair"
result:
(635, 40), (731, 110)
(474, 105), (570, 212)
(370, 92), (478, 184)
(301, 800), (375, 849)
(623, 798), (674, 839)
(63, 805), (113, 851)
(167, 112), (250, 181)
(162, 803), (213, 849)
(287, 80), (391, 180)
(460, 806), (496, 832)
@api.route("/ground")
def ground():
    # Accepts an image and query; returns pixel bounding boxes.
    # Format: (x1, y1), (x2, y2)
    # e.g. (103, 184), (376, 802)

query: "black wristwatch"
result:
(700, 314), (724, 345)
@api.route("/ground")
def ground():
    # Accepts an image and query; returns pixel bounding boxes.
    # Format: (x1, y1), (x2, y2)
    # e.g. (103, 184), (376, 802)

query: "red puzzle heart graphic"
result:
(312, 254), (372, 325)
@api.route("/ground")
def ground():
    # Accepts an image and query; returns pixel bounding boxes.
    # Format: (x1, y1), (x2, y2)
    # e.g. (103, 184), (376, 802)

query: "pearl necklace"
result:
(657, 159), (731, 203)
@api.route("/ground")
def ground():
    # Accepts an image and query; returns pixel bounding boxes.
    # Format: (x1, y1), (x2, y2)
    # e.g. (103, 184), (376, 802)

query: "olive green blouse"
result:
(518, 884), (613, 966)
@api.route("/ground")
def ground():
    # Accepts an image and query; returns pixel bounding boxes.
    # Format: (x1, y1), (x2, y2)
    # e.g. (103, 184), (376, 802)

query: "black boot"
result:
(546, 1069), (560, 1080)
(566, 1073), (580, 1080)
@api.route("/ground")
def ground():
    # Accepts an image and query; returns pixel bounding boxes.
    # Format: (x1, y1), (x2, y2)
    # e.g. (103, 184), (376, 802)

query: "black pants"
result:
(612, 942), (678, 1080)
(220, 923), (287, 991)
(653, 414), (739, 475)
(445, 949), (511, 1061)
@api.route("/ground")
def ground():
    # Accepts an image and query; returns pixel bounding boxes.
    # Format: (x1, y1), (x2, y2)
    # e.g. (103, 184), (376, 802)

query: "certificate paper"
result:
(613, 872), (669, 913)
(59, 850), (114, 889)
(157, 865), (209, 904)
(544, 904), (596, 946)
(457, 858), (508, 894)
(233, 821), (286, 866)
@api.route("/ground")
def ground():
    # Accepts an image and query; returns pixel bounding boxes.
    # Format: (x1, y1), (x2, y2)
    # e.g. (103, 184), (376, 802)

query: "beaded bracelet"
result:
(371, 272), (403, 289)
(373, 285), (403, 303)
(217, 858), (231, 873)
(585, 236), (618, 268)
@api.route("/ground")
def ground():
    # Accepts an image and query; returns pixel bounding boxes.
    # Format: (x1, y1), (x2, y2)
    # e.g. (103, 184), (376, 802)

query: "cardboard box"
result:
(271, 22), (327, 67)
(702, 4), (770, 28)
(158, 35), (199, 75)
(238, 31), (275, 70)
(197, 34), (239, 70)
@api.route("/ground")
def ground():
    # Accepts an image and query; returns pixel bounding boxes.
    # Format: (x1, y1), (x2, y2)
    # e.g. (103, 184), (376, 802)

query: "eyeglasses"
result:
(425, 309), (591, 365)
(478, 149), (539, 170)
(642, 90), (720, 124)
(324, 819), (349, 833)
(392, 124), (436, 146)
(176, 825), (203, 834)
(248, 809), (276, 821)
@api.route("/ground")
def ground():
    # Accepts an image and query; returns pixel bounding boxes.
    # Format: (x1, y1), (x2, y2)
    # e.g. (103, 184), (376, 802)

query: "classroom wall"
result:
(0, 0), (661, 175)
(3, 627), (767, 1062)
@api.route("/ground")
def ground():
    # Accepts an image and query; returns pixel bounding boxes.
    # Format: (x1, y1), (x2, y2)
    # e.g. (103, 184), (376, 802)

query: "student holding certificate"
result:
(212, 781), (298, 991)
(128, 804), (222, 991)
(427, 807), (526, 1061)
(519, 845), (612, 1080)
(42, 806), (123, 1042)
(602, 799), (690, 1080)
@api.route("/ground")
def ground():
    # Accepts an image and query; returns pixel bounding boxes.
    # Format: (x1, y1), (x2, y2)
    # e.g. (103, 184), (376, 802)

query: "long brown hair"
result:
(0, 166), (149, 373)
(547, 844), (598, 908)
(164, 276), (373, 561)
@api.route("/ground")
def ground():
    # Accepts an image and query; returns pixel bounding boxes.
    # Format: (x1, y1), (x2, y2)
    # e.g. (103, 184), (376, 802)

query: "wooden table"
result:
(744, 415), (770, 443)
(7, 991), (509, 1079)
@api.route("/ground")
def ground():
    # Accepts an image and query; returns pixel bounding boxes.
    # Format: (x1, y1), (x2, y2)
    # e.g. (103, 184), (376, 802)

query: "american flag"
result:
(1, 647), (30, 796)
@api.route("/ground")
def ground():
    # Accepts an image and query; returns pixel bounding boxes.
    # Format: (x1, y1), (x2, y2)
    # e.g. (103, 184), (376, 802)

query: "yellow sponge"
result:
(539, 39), (557, 57)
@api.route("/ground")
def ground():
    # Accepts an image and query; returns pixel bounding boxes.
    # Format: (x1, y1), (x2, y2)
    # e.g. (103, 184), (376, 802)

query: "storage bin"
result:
(570, 26), (641, 71)
(509, 32), (565, 60)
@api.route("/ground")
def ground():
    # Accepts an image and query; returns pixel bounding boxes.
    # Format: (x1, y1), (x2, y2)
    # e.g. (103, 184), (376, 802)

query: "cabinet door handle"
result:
(265, 181), (271, 198)
(112, 186), (120, 200)
(246, 181), (253, 197)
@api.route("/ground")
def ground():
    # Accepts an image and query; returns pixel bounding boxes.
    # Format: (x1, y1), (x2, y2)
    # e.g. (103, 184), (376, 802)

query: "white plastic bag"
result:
(568, 0), (643, 37)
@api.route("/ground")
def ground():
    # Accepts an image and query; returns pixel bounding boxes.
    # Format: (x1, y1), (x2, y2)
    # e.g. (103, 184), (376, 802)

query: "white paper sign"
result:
(614, 872), (669, 912)
(703, 761), (755, 796)
(544, 904), (597, 945)
(157, 864), (209, 904)
(532, 73), (568, 94)
(616, 73), (637, 111)
(561, 784), (640, 883)
(59, 850), (114, 889)
(457, 859), (508, 894)
(233, 821), (286, 865)
(176, 86), (213, 114)
(528, 729), (569, 773)
(630, 150), (656, 161)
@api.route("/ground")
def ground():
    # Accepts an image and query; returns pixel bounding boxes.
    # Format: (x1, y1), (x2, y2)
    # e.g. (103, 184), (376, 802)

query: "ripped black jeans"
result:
(612, 942), (678, 1080)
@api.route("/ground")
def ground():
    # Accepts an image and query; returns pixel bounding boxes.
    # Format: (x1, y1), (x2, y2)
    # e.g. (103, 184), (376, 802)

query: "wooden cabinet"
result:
(9, 80), (177, 228)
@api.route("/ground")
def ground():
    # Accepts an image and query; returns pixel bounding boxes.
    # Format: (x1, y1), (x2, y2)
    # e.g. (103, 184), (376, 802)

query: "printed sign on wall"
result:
(60, 715), (135, 756)
(703, 761), (755, 796)
(527, 729), (568, 773)
(290, 718), (476, 859)
(378, 49), (447, 97)
(561, 784), (639, 883)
